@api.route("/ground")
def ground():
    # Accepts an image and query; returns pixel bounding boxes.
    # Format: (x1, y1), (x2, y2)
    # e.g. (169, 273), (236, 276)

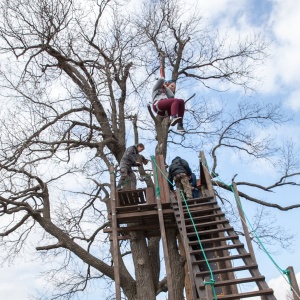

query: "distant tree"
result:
(0, 0), (298, 299)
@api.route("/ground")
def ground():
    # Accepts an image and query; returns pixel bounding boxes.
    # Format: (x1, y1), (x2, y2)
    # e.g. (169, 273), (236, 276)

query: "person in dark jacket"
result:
(190, 172), (200, 198)
(117, 143), (146, 191)
(168, 156), (193, 199)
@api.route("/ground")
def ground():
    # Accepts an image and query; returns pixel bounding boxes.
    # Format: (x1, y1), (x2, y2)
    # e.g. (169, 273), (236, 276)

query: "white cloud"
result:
(285, 89), (300, 111)
(200, 0), (248, 24)
(252, 271), (300, 300)
(0, 261), (47, 300)
(260, 0), (300, 94)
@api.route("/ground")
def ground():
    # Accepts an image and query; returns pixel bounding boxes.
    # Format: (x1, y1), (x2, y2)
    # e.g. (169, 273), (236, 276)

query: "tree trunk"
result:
(167, 228), (186, 300)
(148, 236), (161, 290)
(155, 117), (170, 159)
(129, 229), (156, 300)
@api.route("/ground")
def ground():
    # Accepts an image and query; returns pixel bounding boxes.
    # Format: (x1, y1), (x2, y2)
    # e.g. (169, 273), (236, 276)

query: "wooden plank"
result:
(146, 186), (156, 204)
(117, 189), (148, 206)
(112, 208), (175, 219)
(156, 182), (175, 299)
(232, 181), (257, 264)
(116, 203), (157, 213)
(178, 234), (193, 300)
(287, 266), (300, 300)
(188, 235), (239, 245)
(109, 165), (121, 300)
(104, 223), (177, 233)
(187, 226), (234, 236)
(204, 276), (214, 300)
(200, 275), (266, 288)
(193, 253), (251, 264)
(190, 243), (244, 254)
(153, 155), (170, 204)
(185, 219), (229, 229)
(215, 289), (274, 300)
(196, 264), (258, 276)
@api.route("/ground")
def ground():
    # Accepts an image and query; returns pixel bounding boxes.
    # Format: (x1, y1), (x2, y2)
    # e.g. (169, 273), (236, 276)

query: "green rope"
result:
(151, 156), (161, 197)
(199, 157), (293, 289)
(230, 184), (292, 285)
(180, 190), (218, 299)
(152, 155), (217, 299)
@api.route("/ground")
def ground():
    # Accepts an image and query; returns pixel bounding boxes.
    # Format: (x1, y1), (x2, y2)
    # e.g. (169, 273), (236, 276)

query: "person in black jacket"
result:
(190, 172), (200, 198)
(117, 143), (146, 191)
(168, 156), (193, 199)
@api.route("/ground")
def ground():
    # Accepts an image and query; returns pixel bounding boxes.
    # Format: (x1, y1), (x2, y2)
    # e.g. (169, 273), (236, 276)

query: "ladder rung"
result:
(188, 235), (239, 245)
(193, 253), (251, 264)
(187, 226), (233, 236)
(185, 219), (229, 229)
(183, 212), (225, 222)
(199, 275), (266, 289)
(215, 289), (274, 299)
(190, 243), (244, 254)
(182, 201), (218, 210)
(180, 195), (214, 203)
(175, 206), (222, 216)
(176, 213), (225, 224)
(195, 264), (258, 276)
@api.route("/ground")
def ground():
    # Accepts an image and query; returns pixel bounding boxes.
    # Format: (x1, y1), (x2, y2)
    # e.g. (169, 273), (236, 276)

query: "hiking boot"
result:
(170, 116), (182, 126)
(177, 123), (186, 132)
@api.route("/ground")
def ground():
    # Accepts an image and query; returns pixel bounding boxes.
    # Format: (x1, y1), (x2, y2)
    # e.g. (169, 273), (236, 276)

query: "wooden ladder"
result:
(172, 192), (276, 299)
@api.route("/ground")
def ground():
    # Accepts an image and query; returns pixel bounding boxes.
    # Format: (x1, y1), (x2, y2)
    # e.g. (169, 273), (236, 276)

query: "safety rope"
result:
(180, 189), (218, 299)
(151, 155), (218, 299)
(151, 156), (161, 197)
(199, 157), (300, 298)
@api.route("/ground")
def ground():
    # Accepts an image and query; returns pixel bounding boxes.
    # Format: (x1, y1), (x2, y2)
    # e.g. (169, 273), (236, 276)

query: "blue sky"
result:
(187, 1), (300, 298)
(1, 0), (300, 299)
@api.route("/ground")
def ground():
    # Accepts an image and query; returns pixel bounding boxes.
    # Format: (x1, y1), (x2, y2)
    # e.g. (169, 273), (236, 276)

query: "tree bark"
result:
(129, 229), (156, 300)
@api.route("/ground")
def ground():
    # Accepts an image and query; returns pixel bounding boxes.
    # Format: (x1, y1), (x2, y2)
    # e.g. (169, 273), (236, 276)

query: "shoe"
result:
(170, 116), (182, 126)
(177, 124), (186, 132)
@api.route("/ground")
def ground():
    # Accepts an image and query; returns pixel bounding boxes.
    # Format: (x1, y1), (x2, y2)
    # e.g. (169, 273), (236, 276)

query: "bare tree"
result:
(0, 0), (298, 299)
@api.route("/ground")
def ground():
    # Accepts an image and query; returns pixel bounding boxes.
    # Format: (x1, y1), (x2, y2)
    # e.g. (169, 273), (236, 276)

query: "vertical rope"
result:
(151, 156), (161, 197)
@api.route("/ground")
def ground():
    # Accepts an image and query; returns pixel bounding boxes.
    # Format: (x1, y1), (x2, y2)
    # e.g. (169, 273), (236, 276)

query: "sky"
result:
(193, 0), (300, 299)
(1, 0), (300, 299)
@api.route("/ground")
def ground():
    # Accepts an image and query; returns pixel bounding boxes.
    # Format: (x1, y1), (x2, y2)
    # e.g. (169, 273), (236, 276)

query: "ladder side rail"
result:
(287, 266), (300, 300)
(173, 190), (198, 300)
(199, 152), (239, 295)
(178, 233), (193, 300)
(232, 181), (257, 264)
(156, 197), (175, 299)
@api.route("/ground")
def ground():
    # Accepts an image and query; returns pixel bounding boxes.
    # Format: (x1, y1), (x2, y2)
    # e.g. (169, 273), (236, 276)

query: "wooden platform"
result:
(105, 188), (175, 239)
